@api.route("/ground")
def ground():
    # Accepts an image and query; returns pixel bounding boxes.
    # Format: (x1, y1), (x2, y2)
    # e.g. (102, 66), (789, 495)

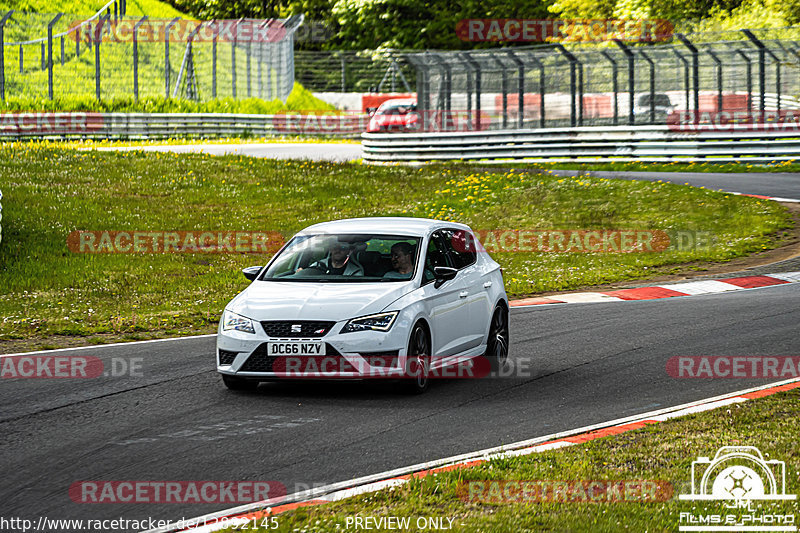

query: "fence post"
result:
(257, 19), (269, 98)
(601, 50), (618, 126)
(734, 50), (752, 113)
(232, 18), (242, 98)
(211, 20), (217, 98)
(340, 53), (346, 92)
(706, 49), (722, 113)
(19, 45), (22, 73)
(164, 17), (179, 99)
(528, 55), (545, 129)
(638, 50), (655, 124)
(457, 53), (474, 129)
(577, 58), (583, 126)
(463, 52), (481, 131)
(416, 56), (430, 132)
(133, 15), (147, 100)
(671, 49), (689, 114)
(94, 17), (109, 101)
(430, 54), (452, 129)
(612, 40), (634, 125)
(47, 13), (64, 100)
(741, 30), (765, 117)
(246, 40), (252, 97)
(676, 34), (699, 122)
(490, 55), (507, 128)
(0, 11), (13, 101)
(60, 36), (64, 65)
(555, 44), (579, 127)
(506, 50), (525, 129)
(743, 31), (781, 113)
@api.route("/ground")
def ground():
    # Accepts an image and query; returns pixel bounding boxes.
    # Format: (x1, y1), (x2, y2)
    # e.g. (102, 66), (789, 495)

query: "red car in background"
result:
(366, 99), (420, 133)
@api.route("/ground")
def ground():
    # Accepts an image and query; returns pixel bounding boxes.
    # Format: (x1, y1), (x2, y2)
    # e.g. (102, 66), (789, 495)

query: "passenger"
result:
(383, 242), (415, 279)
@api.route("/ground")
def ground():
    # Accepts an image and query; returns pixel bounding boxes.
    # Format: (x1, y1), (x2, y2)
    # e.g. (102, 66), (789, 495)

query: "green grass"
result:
(504, 160), (800, 175)
(217, 388), (800, 532)
(0, 152), (791, 343)
(0, 83), (336, 113)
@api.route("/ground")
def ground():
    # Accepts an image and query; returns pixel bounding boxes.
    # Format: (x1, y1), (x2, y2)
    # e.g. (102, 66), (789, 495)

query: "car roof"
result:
(298, 217), (470, 237)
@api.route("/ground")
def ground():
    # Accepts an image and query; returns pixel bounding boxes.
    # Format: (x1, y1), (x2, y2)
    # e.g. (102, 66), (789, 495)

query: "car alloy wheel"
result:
(486, 306), (509, 372)
(405, 324), (430, 394)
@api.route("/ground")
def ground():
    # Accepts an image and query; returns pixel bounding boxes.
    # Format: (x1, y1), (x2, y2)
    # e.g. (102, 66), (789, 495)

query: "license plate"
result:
(267, 342), (324, 356)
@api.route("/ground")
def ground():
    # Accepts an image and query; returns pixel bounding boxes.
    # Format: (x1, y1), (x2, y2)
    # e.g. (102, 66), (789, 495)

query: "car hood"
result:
(226, 281), (414, 322)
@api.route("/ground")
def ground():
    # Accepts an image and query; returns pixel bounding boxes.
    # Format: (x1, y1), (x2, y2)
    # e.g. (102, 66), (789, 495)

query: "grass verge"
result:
(0, 152), (792, 346)
(66, 136), (360, 148)
(0, 83), (336, 114)
(216, 387), (800, 532)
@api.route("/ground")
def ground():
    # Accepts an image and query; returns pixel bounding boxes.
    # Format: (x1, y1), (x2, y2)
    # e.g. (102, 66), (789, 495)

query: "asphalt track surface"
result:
(3, 283), (800, 528)
(547, 170), (800, 200)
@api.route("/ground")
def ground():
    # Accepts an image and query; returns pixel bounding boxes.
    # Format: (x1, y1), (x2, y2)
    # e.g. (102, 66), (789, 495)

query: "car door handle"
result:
(459, 291), (469, 298)
(483, 281), (492, 288)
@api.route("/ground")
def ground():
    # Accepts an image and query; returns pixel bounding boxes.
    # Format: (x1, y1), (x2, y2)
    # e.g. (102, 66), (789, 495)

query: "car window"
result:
(638, 94), (671, 107)
(439, 228), (477, 270)
(262, 234), (421, 282)
(422, 232), (453, 285)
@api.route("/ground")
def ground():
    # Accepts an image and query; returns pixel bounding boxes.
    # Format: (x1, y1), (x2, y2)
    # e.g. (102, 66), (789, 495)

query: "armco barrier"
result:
(361, 124), (800, 163)
(0, 112), (367, 139)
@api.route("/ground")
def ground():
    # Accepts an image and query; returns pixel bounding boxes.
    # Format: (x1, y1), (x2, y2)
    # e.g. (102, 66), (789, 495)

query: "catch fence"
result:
(404, 27), (800, 130)
(0, 3), (302, 102)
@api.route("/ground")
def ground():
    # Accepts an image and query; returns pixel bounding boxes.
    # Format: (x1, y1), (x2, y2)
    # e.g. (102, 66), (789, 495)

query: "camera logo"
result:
(681, 446), (794, 501)
(678, 446), (796, 532)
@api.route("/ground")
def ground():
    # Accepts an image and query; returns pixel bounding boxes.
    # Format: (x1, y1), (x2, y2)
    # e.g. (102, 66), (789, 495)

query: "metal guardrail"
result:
(0, 112), (366, 138)
(361, 125), (800, 163)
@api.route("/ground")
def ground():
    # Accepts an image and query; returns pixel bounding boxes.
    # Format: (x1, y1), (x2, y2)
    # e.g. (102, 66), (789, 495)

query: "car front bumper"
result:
(216, 320), (411, 380)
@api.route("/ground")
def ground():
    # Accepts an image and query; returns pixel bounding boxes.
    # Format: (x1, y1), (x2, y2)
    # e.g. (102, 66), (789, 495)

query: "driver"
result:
(310, 240), (364, 276)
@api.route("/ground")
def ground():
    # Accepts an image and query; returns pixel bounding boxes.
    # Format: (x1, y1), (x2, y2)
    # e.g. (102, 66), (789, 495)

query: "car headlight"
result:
(341, 311), (399, 333)
(222, 310), (256, 334)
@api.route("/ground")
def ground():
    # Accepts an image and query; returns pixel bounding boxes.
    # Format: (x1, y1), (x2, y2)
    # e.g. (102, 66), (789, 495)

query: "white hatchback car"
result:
(216, 217), (509, 393)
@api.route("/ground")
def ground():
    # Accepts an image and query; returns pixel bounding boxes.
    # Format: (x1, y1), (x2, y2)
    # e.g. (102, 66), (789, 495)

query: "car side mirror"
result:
(242, 266), (262, 281)
(366, 107), (377, 116)
(433, 266), (457, 288)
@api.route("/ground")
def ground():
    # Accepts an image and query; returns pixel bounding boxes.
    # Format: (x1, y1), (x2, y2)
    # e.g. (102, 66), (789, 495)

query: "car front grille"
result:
(260, 320), (336, 338)
(240, 343), (356, 373)
(218, 349), (238, 365)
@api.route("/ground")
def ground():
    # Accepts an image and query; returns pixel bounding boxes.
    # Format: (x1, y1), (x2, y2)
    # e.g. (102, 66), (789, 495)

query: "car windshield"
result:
(639, 94), (672, 107)
(380, 104), (416, 115)
(261, 233), (422, 282)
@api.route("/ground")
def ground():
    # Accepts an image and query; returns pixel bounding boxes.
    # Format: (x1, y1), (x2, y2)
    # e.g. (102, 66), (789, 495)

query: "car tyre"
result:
(404, 323), (430, 394)
(222, 374), (259, 391)
(485, 305), (509, 372)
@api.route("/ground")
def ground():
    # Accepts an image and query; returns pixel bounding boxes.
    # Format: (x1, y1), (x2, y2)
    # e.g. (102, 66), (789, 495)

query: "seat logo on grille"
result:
(291, 324), (302, 333)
